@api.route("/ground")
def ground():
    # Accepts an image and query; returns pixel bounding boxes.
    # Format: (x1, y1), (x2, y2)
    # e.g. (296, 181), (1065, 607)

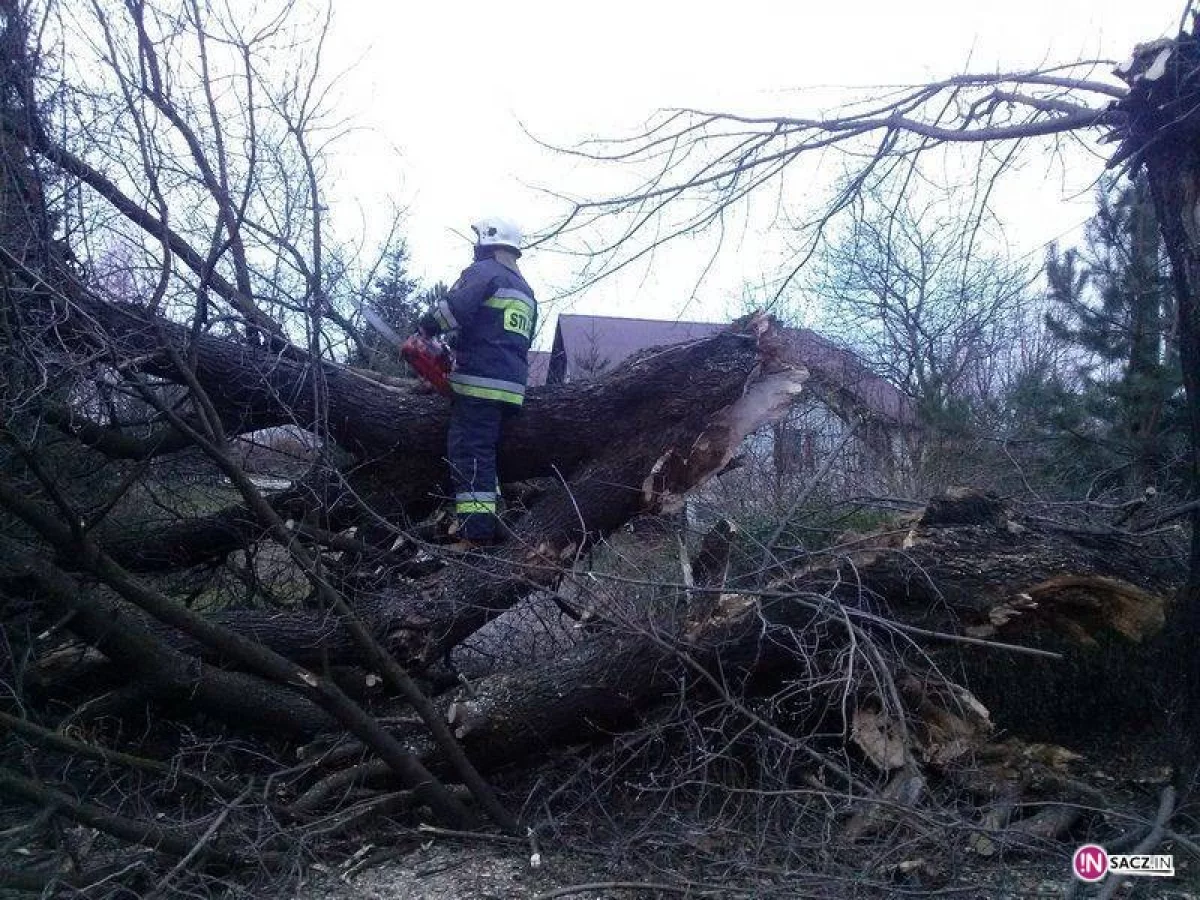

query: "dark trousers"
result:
(447, 395), (507, 541)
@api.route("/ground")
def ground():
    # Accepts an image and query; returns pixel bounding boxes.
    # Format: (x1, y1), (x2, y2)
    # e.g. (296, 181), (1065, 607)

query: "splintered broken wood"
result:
(851, 675), (992, 772)
(778, 489), (1179, 645)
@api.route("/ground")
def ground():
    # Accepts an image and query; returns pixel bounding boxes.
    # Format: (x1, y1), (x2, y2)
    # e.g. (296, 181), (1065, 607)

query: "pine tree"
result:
(368, 243), (421, 333)
(351, 242), (422, 375)
(350, 243), (454, 379)
(1045, 174), (1184, 491)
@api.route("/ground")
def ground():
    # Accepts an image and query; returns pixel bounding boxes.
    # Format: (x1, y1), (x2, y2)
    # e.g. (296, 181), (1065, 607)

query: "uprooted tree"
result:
(1, 0), (1197, 896)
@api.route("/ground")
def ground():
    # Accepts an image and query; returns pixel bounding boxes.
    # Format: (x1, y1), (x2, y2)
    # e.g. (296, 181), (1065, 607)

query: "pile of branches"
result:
(1, 293), (1194, 896)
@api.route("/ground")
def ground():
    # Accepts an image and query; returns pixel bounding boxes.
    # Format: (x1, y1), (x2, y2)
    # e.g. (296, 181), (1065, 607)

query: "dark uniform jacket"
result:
(420, 256), (537, 406)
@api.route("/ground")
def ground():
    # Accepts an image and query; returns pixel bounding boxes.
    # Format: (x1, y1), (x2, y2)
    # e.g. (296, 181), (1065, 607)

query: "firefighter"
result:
(418, 216), (537, 547)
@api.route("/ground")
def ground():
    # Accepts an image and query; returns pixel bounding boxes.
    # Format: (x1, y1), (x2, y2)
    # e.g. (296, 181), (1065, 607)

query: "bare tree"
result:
(815, 194), (1033, 415)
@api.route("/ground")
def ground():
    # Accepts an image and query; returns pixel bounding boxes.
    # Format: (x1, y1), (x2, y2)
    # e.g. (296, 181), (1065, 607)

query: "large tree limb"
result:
(100, 482), (314, 572)
(40, 401), (196, 459)
(71, 296), (768, 463)
(73, 309), (789, 575)
(0, 480), (473, 827)
(0, 766), (236, 863)
(157, 330), (809, 669)
(781, 490), (1182, 641)
(10, 549), (332, 736)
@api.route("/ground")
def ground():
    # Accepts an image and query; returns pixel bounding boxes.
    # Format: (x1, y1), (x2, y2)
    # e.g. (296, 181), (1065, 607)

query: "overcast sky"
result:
(321, 0), (1187, 336)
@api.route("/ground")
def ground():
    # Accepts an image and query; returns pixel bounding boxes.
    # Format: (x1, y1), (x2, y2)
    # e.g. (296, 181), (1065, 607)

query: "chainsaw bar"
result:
(354, 299), (408, 351)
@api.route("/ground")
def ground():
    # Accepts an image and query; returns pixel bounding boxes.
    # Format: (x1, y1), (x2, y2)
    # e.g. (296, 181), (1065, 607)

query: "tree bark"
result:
(1143, 136), (1200, 745)
(155, 355), (811, 671)
(70, 302), (781, 573)
(1145, 146), (1200, 596)
(1111, 31), (1200, 743)
(782, 489), (1181, 640)
(100, 483), (315, 572)
(53, 315), (805, 677)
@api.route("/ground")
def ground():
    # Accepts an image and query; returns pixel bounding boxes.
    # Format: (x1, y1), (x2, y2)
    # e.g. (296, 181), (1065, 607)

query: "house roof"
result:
(554, 314), (724, 380)
(550, 313), (915, 427)
(777, 328), (916, 427)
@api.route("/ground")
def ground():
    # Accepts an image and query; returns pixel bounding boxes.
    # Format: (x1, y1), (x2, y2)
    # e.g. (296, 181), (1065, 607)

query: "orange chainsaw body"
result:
(401, 334), (453, 395)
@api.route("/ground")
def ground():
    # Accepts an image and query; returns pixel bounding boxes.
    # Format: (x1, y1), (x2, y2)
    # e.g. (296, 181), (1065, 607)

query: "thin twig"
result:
(0, 711), (242, 798)
(839, 607), (1065, 660)
(416, 823), (528, 845)
(1136, 497), (1200, 531)
(759, 422), (861, 584)
(145, 787), (251, 899)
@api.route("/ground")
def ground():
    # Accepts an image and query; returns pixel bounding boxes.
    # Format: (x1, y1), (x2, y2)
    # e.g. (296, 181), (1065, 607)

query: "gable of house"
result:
(549, 315), (722, 384)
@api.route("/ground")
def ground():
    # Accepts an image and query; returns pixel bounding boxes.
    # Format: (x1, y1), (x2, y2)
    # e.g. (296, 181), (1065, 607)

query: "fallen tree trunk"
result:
(100, 483), (315, 573)
(73, 297), (759, 471)
(12, 551), (334, 736)
(23, 286), (1192, 775)
(376, 492), (1182, 775)
(25, 294), (1190, 766)
(111, 317), (812, 671)
(78, 307), (784, 571)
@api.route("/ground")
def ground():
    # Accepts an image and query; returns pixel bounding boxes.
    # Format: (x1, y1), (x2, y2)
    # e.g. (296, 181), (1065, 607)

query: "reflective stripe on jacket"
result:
(421, 257), (537, 406)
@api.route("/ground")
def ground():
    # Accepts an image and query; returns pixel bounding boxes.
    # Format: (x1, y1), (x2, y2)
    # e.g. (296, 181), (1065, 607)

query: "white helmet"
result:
(471, 216), (523, 256)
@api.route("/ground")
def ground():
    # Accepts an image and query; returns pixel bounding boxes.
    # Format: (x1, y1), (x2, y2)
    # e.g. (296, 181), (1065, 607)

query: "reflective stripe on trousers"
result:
(449, 372), (526, 406)
(455, 491), (497, 515)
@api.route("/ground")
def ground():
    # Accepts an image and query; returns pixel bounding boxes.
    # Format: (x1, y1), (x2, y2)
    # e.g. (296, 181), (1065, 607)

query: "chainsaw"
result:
(355, 300), (453, 395)
(401, 333), (453, 395)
